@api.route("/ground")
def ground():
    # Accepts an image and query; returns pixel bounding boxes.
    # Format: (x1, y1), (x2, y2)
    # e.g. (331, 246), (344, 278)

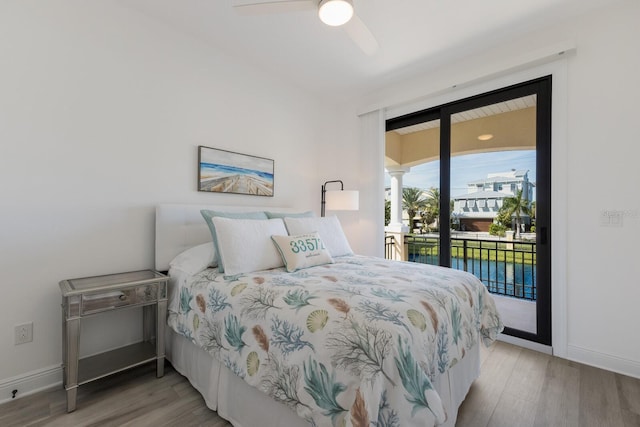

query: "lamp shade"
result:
(318, 0), (354, 27)
(325, 190), (359, 211)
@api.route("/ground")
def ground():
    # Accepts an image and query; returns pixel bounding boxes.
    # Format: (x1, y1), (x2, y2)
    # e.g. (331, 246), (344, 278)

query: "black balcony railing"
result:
(385, 235), (395, 259)
(402, 234), (537, 301)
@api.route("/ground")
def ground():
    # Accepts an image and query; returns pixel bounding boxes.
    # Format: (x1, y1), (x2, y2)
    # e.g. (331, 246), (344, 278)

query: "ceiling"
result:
(393, 95), (537, 135)
(120, 0), (619, 101)
(385, 94), (537, 168)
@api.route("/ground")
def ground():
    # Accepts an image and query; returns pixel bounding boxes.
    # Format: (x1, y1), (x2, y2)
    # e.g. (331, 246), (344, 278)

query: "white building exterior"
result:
(453, 169), (534, 232)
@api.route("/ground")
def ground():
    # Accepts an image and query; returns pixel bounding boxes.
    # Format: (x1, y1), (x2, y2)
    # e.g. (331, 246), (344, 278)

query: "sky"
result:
(385, 150), (537, 199)
(200, 146), (273, 173)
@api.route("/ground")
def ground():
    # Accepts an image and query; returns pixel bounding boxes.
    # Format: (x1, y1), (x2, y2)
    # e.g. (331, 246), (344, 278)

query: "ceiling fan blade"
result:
(232, 0), (315, 15)
(343, 15), (379, 55)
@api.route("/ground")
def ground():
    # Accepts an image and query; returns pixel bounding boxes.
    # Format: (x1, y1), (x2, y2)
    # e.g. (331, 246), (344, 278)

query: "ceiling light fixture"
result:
(477, 134), (494, 141)
(318, 0), (354, 27)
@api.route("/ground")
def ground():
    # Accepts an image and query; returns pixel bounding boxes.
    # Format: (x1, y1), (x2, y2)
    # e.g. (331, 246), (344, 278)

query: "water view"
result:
(402, 231), (537, 302)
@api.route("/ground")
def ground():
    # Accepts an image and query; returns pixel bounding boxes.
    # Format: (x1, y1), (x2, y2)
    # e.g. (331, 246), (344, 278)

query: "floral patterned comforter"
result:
(168, 255), (503, 427)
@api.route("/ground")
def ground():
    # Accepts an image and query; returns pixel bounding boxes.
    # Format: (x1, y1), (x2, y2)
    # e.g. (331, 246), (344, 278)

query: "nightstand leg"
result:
(61, 301), (67, 389)
(156, 300), (167, 378)
(66, 386), (78, 412)
(65, 317), (80, 412)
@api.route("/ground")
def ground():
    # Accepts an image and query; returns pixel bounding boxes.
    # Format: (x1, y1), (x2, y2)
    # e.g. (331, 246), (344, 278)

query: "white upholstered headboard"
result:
(155, 204), (296, 271)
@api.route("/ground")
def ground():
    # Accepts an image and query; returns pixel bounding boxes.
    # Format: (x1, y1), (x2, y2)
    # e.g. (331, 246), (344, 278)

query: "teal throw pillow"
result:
(265, 211), (315, 219)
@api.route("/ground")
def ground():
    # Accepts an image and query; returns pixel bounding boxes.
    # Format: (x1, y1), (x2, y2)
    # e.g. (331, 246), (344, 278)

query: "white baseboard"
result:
(496, 336), (640, 380)
(497, 333), (553, 355)
(0, 365), (62, 405)
(567, 344), (640, 380)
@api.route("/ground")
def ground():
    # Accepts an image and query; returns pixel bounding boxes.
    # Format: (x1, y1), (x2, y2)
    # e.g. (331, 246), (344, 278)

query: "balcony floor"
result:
(491, 294), (536, 334)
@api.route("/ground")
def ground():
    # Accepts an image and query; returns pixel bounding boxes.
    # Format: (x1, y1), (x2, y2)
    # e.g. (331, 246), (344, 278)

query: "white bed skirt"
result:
(165, 328), (480, 427)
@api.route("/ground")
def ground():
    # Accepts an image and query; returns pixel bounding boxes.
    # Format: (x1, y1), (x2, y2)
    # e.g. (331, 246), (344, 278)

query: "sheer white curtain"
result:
(357, 109), (385, 257)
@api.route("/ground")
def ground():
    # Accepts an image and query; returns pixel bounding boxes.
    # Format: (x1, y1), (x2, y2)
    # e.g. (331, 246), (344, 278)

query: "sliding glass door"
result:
(386, 77), (551, 345)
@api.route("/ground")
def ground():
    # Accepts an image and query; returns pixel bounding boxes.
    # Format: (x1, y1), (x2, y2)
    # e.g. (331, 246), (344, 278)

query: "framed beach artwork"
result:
(198, 146), (274, 197)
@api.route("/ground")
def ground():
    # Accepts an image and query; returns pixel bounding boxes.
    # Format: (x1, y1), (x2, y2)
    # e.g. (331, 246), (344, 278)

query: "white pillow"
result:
(283, 216), (353, 257)
(271, 232), (334, 272)
(169, 242), (216, 276)
(212, 217), (287, 276)
(200, 209), (268, 273)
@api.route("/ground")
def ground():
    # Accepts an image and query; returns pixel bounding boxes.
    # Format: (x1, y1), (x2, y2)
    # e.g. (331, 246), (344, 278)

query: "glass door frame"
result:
(386, 76), (552, 345)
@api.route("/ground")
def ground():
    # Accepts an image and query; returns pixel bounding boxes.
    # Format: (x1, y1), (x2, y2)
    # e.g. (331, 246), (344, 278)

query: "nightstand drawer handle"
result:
(119, 294), (127, 301)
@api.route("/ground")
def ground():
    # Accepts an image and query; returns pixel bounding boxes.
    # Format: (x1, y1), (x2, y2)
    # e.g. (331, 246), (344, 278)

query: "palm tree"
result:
(499, 188), (532, 237)
(421, 187), (440, 232)
(384, 199), (391, 226)
(425, 187), (440, 216)
(402, 187), (427, 230)
(529, 200), (536, 230)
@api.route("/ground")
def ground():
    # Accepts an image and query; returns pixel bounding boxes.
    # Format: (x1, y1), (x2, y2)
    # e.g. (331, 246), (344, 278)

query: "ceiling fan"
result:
(232, 0), (379, 55)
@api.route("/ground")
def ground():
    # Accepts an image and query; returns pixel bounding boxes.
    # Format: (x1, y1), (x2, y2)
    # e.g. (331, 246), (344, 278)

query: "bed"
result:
(155, 204), (503, 427)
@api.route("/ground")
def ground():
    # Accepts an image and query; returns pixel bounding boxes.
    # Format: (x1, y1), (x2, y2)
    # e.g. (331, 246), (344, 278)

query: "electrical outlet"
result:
(15, 322), (33, 345)
(600, 210), (623, 227)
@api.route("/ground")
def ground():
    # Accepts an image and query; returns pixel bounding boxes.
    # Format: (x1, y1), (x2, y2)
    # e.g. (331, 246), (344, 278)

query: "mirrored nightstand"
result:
(59, 270), (168, 412)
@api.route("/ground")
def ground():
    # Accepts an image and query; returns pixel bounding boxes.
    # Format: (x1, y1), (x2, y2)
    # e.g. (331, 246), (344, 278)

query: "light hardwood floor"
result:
(2, 341), (639, 427)
(457, 342), (640, 427)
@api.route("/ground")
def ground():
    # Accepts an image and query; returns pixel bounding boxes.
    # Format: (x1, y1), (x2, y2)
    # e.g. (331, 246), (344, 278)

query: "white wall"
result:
(346, 0), (640, 377)
(2, 0), (638, 402)
(562, 0), (640, 376)
(0, 1), (334, 391)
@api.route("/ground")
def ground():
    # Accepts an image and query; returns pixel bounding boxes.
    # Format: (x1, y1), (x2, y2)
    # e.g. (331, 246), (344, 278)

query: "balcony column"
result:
(386, 166), (410, 232)
(385, 166), (409, 261)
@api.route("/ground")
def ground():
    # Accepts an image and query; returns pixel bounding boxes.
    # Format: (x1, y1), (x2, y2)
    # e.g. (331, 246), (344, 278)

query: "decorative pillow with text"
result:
(271, 232), (334, 272)
(283, 216), (353, 257)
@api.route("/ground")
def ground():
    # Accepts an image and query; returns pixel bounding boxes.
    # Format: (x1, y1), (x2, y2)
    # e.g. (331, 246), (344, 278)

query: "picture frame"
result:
(197, 145), (274, 197)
